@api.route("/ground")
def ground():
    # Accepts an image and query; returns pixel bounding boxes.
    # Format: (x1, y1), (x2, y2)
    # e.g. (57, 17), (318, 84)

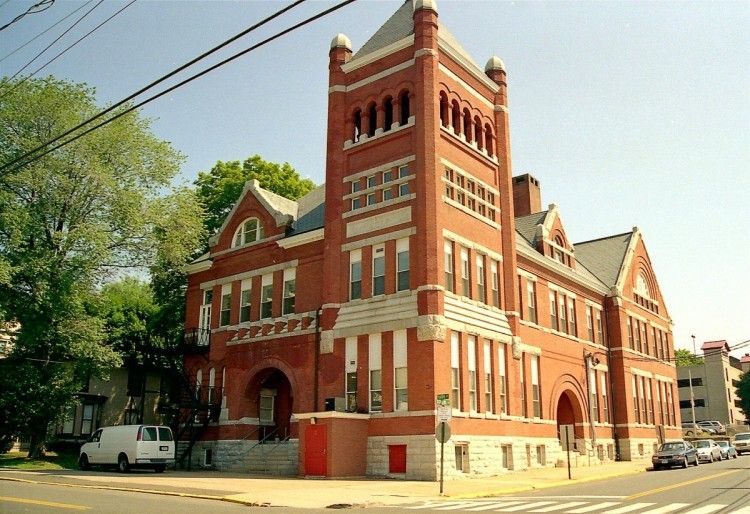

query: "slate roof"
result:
(701, 340), (729, 351)
(574, 232), (632, 288)
(514, 210), (548, 246)
(289, 184), (326, 235)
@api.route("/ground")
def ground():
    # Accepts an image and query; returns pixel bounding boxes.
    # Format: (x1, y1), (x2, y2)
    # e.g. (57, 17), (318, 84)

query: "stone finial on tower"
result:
(329, 32), (352, 71)
(413, 0), (438, 13)
(330, 33), (352, 51)
(485, 55), (506, 84)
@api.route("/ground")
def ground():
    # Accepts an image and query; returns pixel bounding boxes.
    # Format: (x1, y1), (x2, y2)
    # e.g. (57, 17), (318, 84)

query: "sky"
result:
(1, 0), (748, 356)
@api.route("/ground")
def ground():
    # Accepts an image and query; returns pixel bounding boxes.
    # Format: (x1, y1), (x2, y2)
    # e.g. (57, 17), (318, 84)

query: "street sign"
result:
(435, 421), (451, 443)
(436, 393), (450, 407)
(436, 404), (452, 423)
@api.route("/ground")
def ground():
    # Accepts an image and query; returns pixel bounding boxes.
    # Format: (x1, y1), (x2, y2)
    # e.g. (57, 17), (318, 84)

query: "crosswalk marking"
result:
(682, 505), (729, 514)
(407, 501), (465, 510)
(606, 503), (657, 514)
(638, 504), (690, 514)
(566, 501), (621, 513)
(529, 502), (588, 512)
(465, 503), (512, 511)
(435, 502), (492, 510)
(497, 501), (557, 511)
(728, 508), (750, 514)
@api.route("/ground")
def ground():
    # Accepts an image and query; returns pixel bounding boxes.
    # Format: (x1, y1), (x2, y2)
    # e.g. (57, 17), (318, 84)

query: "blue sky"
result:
(1, 0), (748, 355)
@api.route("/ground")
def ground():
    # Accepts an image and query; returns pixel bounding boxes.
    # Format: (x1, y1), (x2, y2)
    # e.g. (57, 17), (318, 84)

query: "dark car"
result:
(652, 441), (699, 469)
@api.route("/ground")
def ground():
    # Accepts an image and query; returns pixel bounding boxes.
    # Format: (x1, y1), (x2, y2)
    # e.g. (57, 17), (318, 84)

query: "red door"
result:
(304, 425), (327, 476)
(388, 444), (407, 473)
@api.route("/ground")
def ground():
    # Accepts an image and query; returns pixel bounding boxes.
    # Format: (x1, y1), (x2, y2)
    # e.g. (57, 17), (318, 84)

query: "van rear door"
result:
(137, 426), (159, 462)
(157, 426), (175, 461)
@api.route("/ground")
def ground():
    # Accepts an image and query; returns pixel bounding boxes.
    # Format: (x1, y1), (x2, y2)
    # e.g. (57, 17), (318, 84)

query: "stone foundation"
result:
(619, 437), (660, 461)
(189, 438), (299, 475)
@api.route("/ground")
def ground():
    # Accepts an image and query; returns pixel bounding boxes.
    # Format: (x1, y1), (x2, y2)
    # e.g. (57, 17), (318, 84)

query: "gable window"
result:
(350, 249), (362, 300)
(396, 238), (410, 291)
(553, 235), (565, 264)
(220, 284), (232, 327)
(260, 274), (273, 319)
(282, 268), (296, 315)
(240, 279), (251, 322)
(372, 245), (385, 296)
(233, 218), (264, 247)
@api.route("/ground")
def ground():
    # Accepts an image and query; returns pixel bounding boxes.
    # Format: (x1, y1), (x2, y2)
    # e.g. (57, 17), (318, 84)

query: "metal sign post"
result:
(435, 394), (452, 495)
(566, 425), (573, 480)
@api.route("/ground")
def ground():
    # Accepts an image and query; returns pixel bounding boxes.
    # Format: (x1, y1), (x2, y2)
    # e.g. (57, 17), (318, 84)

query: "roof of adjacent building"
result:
(573, 232), (633, 288)
(701, 340), (729, 351)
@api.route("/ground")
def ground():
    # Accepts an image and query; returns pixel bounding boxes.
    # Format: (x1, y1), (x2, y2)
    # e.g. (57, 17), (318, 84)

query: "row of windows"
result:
(345, 331), (408, 413)
(443, 167), (498, 223)
(199, 268), (297, 329)
(438, 93), (495, 157)
(627, 316), (671, 362)
(349, 238), (410, 300)
(348, 165), (411, 211)
(634, 292), (660, 314)
(444, 240), (501, 307)
(352, 90), (411, 143)
(632, 376), (676, 426)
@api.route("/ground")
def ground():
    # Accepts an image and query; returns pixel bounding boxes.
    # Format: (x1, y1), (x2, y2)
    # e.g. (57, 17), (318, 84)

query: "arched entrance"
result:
(248, 368), (293, 440)
(556, 389), (585, 450)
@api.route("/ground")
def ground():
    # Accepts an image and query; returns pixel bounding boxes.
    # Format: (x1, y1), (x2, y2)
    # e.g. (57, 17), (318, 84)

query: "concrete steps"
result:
(225, 439), (298, 475)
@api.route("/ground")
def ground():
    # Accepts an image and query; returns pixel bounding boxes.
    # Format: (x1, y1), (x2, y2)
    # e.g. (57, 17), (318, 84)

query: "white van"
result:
(79, 425), (175, 473)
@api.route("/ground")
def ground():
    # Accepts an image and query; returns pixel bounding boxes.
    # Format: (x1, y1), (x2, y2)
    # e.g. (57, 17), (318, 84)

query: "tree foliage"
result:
(675, 348), (704, 367)
(0, 76), (204, 456)
(194, 155), (314, 235)
(737, 370), (750, 423)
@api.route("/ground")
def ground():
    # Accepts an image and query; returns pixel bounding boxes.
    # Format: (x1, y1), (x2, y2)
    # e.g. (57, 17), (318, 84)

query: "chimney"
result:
(741, 353), (750, 373)
(512, 173), (541, 217)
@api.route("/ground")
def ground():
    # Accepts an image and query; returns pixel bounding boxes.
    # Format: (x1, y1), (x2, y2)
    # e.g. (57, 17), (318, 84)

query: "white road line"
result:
(728, 508), (750, 514)
(407, 502), (465, 510)
(530, 502), (588, 512)
(605, 503), (657, 514)
(566, 502), (621, 513)
(436, 502), (493, 510)
(497, 501), (557, 512)
(465, 503), (513, 511)
(638, 504), (690, 514)
(682, 505), (729, 514)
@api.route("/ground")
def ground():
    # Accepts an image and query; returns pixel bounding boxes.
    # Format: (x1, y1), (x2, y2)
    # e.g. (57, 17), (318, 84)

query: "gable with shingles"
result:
(574, 232), (632, 288)
(514, 211), (548, 246)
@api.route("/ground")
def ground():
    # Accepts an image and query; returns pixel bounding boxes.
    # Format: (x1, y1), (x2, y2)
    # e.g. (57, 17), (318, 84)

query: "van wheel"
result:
(78, 454), (90, 470)
(153, 464), (166, 473)
(117, 454), (130, 473)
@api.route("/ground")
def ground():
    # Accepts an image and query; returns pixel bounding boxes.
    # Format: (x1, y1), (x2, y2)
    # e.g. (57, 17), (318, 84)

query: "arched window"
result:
(399, 91), (410, 125)
(367, 103), (377, 137)
(553, 235), (565, 263)
(451, 101), (461, 134)
(233, 218), (264, 247)
(353, 109), (362, 142)
(384, 97), (394, 132)
(463, 109), (473, 143)
(484, 124), (494, 156)
(439, 93), (449, 127)
(635, 272), (651, 298)
(474, 117), (483, 150)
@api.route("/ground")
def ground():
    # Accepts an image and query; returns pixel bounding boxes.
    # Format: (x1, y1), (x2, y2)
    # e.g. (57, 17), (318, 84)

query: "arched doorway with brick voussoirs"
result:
(245, 363), (295, 441)
(549, 375), (587, 452)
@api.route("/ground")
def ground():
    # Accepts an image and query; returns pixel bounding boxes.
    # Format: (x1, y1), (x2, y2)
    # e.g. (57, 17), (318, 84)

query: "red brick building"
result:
(183, 0), (680, 478)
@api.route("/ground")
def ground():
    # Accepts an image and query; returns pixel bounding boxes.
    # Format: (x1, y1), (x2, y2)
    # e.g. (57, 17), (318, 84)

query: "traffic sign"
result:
(436, 404), (452, 423)
(435, 421), (451, 443)
(436, 393), (450, 407)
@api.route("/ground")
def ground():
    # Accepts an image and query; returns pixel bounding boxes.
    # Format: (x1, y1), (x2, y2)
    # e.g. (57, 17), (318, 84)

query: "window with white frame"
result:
(367, 175), (376, 188)
(199, 289), (212, 336)
(350, 249), (362, 300)
(586, 306), (594, 341)
(589, 367), (598, 422)
(498, 344), (507, 414)
(531, 355), (541, 418)
(483, 341), (492, 413)
(282, 268), (296, 315)
(520, 354), (528, 417)
(468, 336), (477, 412)
(352, 197), (362, 210)
(491, 260), (500, 307)
(646, 378), (653, 424)
(601, 372), (609, 423)
(567, 297), (576, 337)
(451, 332), (461, 410)
(444, 241), (454, 293)
(345, 337), (357, 412)
(632, 376), (640, 422)
(393, 330), (408, 411)
(476, 255), (485, 303)
(527, 280), (537, 323)
(596, 310), (604, 344)
(233, 218), (264, 247)
(220, 284), (232, 326)
(369, 334), (382, 412)
(396, 238), (409, 292)
(558, 293), (567, 334)
(259, 388), (274, 423)
(240, 279), (251, 322)
(81, 404), (94, 435)
(460, 247), (470, 297)
(351, 179), (361, 194)
(372, 245), (385, 296)
(639, 376), (647, 423)
(549, 292), (558, 331)
(260, 274), (273, 319)
(208, 367), (216, 404)
(367, 192), (376, 206)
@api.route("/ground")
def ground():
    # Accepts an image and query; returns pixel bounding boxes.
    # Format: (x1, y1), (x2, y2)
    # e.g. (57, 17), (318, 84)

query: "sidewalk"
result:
(0, 460), (648, 509)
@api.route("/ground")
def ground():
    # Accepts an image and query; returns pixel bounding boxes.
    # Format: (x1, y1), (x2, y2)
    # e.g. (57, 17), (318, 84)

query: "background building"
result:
(183, 0), (680, 479)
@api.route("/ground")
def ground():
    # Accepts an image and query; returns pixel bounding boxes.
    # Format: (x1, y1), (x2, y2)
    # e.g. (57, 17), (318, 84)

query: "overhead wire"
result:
(0, 0), (309, 172)
(0, 0), (95, 63)
(0, 0), (55, 32)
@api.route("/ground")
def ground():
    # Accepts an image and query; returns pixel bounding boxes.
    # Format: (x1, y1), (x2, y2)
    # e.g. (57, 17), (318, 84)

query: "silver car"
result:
(733, 432), (750, 455)
(694, 439), (722, 463)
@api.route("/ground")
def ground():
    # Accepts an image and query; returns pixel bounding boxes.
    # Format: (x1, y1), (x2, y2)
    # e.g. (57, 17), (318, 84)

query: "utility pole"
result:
(688, 368), (697, 428)
(691, 334), (696, 355)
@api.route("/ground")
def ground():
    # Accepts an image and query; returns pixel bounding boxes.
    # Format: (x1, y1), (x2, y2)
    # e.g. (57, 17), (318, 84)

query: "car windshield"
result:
(716, 441), (729, 447)
(695, 441), (710, 448)
(735, 433), (750, 440)
(659, 443), (684, 451)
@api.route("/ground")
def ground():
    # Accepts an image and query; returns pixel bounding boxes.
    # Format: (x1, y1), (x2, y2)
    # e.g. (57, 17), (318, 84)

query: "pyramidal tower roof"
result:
(350, 0), (482, 73)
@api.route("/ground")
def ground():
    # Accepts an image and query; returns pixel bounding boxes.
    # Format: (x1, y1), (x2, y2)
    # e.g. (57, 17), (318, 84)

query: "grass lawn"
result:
(0, 450), (79, 470)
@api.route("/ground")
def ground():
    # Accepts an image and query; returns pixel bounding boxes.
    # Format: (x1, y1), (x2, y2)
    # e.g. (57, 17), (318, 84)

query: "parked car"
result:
(733, 432), (750, 455)
(716, 440), (738, 459)
(79, 425), (175, 473)
(652, 441), (699, 469)
(693, 439), (722, 463)
(681, 423), (715, 437)
(697, 420), (726, 434)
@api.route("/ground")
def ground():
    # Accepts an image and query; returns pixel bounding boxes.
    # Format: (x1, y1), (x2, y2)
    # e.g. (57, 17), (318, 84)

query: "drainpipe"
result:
(314, 308), (321, 412)
(603, 304), (621, 460)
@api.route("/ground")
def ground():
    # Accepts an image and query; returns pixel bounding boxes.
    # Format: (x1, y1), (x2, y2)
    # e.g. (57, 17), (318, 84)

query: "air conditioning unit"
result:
(324, 397), (347, 412)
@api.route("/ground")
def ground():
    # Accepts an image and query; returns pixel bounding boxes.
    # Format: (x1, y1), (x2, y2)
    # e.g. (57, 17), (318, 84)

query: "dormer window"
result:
(233, 218), (264, 247)
(553, 236), (565, 264)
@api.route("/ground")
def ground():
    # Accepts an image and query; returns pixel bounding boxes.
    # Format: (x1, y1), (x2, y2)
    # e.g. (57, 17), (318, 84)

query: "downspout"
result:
(603, 303), (621, 460)
(314, 308), (321, 412)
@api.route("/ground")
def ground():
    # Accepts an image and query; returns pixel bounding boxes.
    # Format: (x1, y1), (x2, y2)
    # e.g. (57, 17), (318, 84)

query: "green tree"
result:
(194, 155), (315, 235)
(737, 370), (750, 423)
(0, 76), (204, 457)
(675, 348), (704, 367)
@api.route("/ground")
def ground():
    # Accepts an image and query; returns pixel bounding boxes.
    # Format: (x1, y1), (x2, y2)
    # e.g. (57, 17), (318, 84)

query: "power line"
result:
(0, 0), (308, 173)
(4, 0), (358, 174)
(3, 0), (103, 83)
(0, 0), (94, 64)
(0, 0), (55, 32)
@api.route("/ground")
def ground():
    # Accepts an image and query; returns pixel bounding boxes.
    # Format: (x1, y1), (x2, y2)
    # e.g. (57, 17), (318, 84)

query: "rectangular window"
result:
(383, 170), (393, 183)
(199, 289), (213, 333)
(558, 294), (567, 334)
(220, 284), (232, 326)
(483, 341), (492, 413)
(372, 245), (385, 296)
(460, 247), (470, 297)
(444, 241), (454, 293)
(240, 279), (251, 322)
(527, 280), (537, 323)
(451, 332), (461, 410)
(352, 197), (361, 210)
(568, 297), (576, 337)
(476, 255), (485, 303)
(641, 322), (648, 355)
(350, 249), (362, 300)
(259, 391), (274, 423)
(531, 355), (541, 418)
(351, 180), (361, 193)
(383, 187), (393, 201)
(367, 175), (376, 188)
(491, 261), (500, 307)
(399, 164), (409, 178)
(520, 354), (528, 418)
(393, 330), (408, 411)
(627, 317), (634, 349)
(596, 310), (604, 344)
(399, 182), (409, 196)
(646, 378), (653, 425)
(589, 367), (598, 422)
(468, 336), (477, 412)
(260, 274), (273, 319)
(345, 337), (357, 412)
(498, 344), (507, 414)
(62, 405), (75, 434)
(639, 376), (647, 423)
(367, 193), (376, 206)
(586, 307), (594, 342)
(369, 334), (382, 412)
(632, 376), (640, 422)
(652, 327), (658, 356)
(601, 373), (609, 423)
(282, 268), (296, 315)
(81, 404), (94, 435)
(396, 238), (409, 292)
(550, 292), (558, 331)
